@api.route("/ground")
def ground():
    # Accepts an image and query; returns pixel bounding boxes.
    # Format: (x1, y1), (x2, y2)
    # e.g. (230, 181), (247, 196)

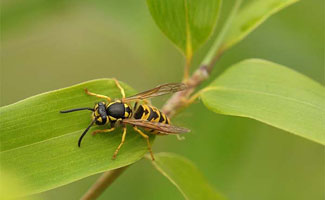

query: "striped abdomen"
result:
(133, 104), (170, 132)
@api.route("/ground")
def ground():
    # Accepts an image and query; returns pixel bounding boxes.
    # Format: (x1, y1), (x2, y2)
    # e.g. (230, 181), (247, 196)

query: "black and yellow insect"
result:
(60, 79), (190, 160)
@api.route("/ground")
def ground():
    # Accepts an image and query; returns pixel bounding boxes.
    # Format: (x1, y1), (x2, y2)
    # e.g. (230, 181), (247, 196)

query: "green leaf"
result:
(147, 152), (225, 200)
(221, 0), (299, 51)
(0, 79), (154, 196)
(201, 59), (325, 145)
(0, 170), (39, 200)
(146, 0), (222, 58)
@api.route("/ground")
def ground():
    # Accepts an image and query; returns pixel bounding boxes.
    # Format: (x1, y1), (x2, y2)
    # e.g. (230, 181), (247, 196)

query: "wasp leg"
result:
(91, 128), (115, 135)
(113, 78), (126, 99)
(112, 127), (127, 160)
(176, 135), (186, 141)
(85, 88), (111, 102)
(133, 126), (155, 161)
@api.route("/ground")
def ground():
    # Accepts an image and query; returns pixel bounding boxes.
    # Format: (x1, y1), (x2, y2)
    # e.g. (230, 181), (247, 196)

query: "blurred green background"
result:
(1, 0), (324, 199)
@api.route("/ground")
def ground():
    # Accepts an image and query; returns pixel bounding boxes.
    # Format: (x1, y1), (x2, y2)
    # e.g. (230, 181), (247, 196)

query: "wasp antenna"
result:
(78, 120), (96, 147)
(60, 107), (94, 113)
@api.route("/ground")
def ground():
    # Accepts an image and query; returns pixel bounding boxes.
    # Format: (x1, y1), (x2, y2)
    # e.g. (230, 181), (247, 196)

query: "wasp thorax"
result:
(106, 101), (132, 122)
(93, 102), (108, 125)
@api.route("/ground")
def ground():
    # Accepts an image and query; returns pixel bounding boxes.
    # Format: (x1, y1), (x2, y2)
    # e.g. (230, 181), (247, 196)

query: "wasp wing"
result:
(122, 118), (190, 134)
(123, 83), (187, 102)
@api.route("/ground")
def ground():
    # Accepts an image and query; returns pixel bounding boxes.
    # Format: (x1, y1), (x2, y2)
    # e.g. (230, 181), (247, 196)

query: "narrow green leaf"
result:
(221, 0), (299, 51)
(0, 170), (39, 200)
(147, 152), (225, 200)
(147, 0), (222, 58)
(0, 79), (154, 196)
(201, 59), (325, 145)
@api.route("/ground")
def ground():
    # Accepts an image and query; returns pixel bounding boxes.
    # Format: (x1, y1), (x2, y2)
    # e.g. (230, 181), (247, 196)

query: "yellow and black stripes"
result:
(134, 104), (170, 125)
(124, 104), (132, 118)
(158, 109), (170, 124)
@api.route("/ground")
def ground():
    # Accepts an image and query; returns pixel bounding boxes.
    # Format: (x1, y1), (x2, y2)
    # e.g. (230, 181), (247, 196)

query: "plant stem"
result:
(81, 1), (242, 198)
(162, 0), (242, 117)
(80, 166), (128, 200)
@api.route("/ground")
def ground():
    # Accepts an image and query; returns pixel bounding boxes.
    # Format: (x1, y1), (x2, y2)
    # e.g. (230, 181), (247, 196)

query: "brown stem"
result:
(80, 166), (128, 200)
(162, 49), (223, 118)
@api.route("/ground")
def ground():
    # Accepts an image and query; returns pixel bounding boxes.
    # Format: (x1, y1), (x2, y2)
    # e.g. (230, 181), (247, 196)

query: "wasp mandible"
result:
(60, 79), (190, 160)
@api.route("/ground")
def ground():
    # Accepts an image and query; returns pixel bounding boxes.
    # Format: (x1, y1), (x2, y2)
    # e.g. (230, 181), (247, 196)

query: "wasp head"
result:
(93, 102), (109, 125)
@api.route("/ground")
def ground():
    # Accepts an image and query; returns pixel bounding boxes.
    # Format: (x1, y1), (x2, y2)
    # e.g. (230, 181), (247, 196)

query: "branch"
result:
(162, 50), (224, 117)
(81, 166), (128, 200)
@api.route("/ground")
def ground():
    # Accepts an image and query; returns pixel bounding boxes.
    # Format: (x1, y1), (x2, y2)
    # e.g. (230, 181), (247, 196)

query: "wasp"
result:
(60, 79), (190, 160)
